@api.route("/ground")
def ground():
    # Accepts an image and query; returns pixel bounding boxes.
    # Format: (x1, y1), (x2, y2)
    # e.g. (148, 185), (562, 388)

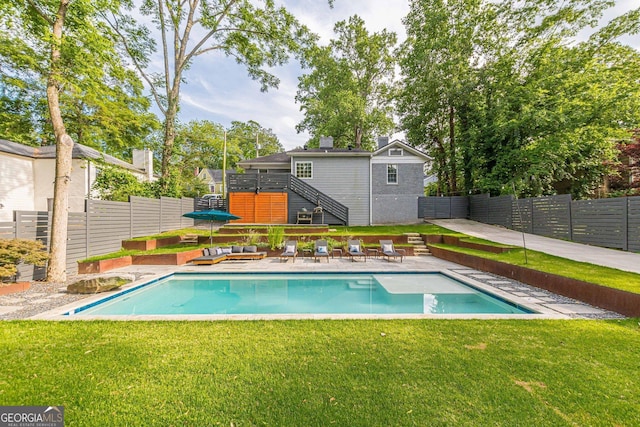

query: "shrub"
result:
(267, 226), (285, 250)
(0, 239), (49, 282)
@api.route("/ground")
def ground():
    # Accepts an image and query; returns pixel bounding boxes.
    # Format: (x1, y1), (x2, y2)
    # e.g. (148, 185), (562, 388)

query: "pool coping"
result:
(32, 269), (569, 320)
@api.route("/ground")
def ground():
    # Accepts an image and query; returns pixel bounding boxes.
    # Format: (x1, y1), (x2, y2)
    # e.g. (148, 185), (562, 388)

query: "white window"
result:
(387, 164), (398, 184)
(388, 148), (403, 156)
(295, 161), (313, 179)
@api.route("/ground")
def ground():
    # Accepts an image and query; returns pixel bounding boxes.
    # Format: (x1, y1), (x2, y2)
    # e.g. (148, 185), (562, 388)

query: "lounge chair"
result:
(280, 240), (298, 262)
(346, 239), (366, 262)
(379, 240), (405, 262)
(313, 239), (330, 263)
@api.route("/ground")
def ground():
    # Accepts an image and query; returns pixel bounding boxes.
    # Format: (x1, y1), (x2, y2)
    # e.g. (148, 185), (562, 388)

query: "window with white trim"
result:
(387, 164), (398, 184)
(295, 161), (313, 179)
(388, 148), (403, 156)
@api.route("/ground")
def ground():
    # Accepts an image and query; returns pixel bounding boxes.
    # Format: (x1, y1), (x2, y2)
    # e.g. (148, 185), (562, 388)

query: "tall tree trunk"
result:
(449, 104), (457, 193)
(354, 126), (363, 149)
(46, 0), (73, 283)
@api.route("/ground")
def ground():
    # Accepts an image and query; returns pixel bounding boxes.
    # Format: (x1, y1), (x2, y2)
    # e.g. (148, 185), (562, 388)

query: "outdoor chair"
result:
(379, 240), (405, 262)
(313, 239), (330, 263)
(280, 240), (298, 263)
(346, 239), (366, 262)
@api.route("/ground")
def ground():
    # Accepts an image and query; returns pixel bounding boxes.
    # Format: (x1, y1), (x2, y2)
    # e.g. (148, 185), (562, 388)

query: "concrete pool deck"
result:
(7, 253), (623, 321)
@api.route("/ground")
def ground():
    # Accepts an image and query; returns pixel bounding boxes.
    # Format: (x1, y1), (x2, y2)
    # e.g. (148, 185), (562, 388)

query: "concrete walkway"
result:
(429, 219), (640, 275)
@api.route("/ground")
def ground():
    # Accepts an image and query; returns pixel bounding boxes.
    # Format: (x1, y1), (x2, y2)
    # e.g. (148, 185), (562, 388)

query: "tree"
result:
(0, 4), (159, 151)
(92, 165), (155, 201)
(398, 0), (640, 198)
(227, 120), (283, 163)
(2, 0), (145, 282)
(296, 15), (397, 150)
(107, 0), (315, 187)
(398, 0), (486, 194)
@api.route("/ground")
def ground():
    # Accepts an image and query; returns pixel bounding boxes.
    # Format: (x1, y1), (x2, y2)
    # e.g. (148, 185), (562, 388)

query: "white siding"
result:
(33, 158), (89, 213)
(0, 153), (36, 221)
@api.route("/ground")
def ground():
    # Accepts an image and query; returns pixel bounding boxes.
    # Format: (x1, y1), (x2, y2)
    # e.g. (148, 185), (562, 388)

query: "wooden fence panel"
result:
(512, 199), (533, 233)
(182, 198), (195, 228)
(0, 222), (16, 239)
(628, 197), (640, 252)
(228, 192), (287, 224)
(130, 196), (161, 237)
(255, 193), (288, 224)
(470, 194), (489, 223)
(229, 193), (256, 223)
(160, 197), (183, 231)
(87, 200), (131, 256)
(531, 195), (572, 239)
(572, 198), (627, 250)
(488, 195), (513, 228)
(14, 211), (50, 281)
(66, 212), (87, 274)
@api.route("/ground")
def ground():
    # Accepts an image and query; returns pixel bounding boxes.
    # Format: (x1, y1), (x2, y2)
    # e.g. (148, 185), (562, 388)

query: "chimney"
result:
(377, 136), (389, 149)
(319, 136), (334, 149)
(132, 148), (153, 181)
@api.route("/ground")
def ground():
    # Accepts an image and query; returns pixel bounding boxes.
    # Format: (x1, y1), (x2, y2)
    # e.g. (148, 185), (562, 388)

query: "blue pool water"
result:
(70, 272), (533, 316)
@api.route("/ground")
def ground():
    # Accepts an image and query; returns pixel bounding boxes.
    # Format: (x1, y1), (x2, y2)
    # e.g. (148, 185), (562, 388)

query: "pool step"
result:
(403, 233), (432, 256)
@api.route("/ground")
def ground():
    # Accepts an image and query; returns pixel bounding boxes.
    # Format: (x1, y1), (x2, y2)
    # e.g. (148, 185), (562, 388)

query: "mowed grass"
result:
(2, 320), (639, 426)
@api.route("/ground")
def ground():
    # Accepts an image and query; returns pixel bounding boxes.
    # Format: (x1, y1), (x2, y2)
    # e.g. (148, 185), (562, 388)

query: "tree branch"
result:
(103, 12), (167, 116)
(25, 0), (54, 26)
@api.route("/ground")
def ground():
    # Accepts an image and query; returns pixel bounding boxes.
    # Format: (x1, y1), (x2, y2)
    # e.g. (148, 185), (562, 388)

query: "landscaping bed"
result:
(122, 236), (182, 251)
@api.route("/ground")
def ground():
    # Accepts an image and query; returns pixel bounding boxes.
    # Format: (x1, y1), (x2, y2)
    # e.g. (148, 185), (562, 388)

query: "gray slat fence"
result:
(629, 197), (640, 252)
(571, 198), (627, 250)
(421, 193), (640, 253)
(5, 196), (194, 281)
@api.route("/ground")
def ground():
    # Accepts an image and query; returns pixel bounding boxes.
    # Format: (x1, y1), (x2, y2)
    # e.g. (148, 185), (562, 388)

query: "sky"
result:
(170, 0), (639, 152)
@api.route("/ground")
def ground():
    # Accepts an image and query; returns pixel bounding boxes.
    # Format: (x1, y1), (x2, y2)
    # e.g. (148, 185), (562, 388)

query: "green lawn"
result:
(2, 320), (639, 426)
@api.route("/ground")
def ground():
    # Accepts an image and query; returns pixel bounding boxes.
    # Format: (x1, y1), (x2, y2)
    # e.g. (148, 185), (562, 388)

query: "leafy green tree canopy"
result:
(296, 15), (397, 150)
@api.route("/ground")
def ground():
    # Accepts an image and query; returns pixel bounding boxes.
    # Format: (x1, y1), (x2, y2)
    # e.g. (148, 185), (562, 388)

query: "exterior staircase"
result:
(404, 232), (431, 256)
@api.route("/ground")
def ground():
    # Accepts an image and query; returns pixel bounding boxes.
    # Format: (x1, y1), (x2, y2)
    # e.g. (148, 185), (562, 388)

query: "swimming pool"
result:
(68, 272), (534, 317)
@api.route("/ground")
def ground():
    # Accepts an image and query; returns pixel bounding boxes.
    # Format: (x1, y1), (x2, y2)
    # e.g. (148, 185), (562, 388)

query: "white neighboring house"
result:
(0, 139), (154, 222)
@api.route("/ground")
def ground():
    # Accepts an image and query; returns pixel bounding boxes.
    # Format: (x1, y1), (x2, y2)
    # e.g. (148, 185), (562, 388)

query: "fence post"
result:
(85, 199), (90, 259)
(624, 198), (629, 251)
(568, 197), (573, 242)
(129, 196), (134, 239)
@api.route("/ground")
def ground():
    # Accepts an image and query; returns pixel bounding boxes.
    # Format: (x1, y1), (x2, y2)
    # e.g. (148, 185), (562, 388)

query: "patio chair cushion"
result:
(285, 244), (296, 253)
(382, 244), (393, 253)
(317, 246), (327, 254)
(232, 245), (243, 253)
(243, 245), (257, 253)
(203, 248), (211, 256)
(220, 247), (233, 254)
(349, 244), (360, 253)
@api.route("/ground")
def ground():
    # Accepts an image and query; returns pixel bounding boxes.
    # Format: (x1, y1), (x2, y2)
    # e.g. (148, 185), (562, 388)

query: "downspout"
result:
(87, 160), (91, 200)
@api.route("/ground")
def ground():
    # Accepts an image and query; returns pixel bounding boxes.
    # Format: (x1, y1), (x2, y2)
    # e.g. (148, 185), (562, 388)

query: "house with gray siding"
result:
(236, 138), (430, 225)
